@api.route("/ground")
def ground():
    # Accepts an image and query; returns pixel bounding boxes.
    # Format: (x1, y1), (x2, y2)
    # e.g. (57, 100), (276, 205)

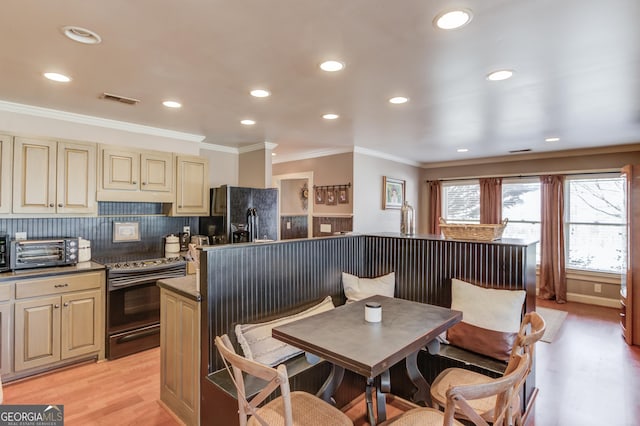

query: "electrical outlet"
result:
(15, 231), (27, 240)
(183, 226), (190, 235)
(594, 283), (602, 293)
(286, 221), (291, 229)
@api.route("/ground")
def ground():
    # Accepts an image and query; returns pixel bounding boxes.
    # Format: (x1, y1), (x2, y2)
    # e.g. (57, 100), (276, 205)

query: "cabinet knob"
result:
(178, 205), (182, 208)
(142, 182), (147, 185)
(132, 181), (137, 185)
(58, 203), (63, 208)
(54, 304), (60, 309)
(49, 203), (54, 207)
(63, 302), (69, 307)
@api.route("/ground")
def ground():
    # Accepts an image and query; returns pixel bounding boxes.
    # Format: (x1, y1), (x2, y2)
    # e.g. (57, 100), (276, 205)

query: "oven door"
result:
(107, 280), (160, 359)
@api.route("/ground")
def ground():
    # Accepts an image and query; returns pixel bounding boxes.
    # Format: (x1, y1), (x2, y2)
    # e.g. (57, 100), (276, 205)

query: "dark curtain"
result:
(480, 177), (503, 224)
(539, 175), (567, 303)
(428, 180), (442, 235)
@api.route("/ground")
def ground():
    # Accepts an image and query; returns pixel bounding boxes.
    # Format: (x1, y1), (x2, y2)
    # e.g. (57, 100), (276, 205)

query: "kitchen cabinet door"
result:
(141, 151), (173, 193)
(14, 295), (62, 371)
(0, 303), (11, 376)
(56, 141), (97, 214)
(101, 147), (140, 191)
(61, 289), (101, 359)
(0, 135), (12, 214)
(174, 155), (208, 216)
(12, 138), (57, 214)
(160, 289), (200, 425)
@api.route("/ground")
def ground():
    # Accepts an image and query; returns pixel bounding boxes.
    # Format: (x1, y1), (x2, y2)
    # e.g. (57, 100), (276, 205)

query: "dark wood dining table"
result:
(272, 295), (462, 425)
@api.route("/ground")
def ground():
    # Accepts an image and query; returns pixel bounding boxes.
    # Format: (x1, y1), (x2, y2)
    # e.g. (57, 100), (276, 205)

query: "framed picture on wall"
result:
(338, 187), (349, 204)
(315, 187), (326, 204)
(325, 188), (337, 205)
(382, 176), (405, 209)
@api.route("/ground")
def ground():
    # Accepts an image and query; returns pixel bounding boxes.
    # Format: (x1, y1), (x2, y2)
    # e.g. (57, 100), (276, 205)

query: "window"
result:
(502, 179), (541, 261)
(441, 181), (479, 223)
(565, 174), (625, 273)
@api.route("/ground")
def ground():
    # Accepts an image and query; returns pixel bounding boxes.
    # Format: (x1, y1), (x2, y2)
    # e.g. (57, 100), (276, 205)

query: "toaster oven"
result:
(10, 238), (79, 270)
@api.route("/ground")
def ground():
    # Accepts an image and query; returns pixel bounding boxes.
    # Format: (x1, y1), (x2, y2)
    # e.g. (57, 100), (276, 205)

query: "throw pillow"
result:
(235, 295), (335, 366)
(447, 278), (526, 361)
(342, 271), (395, 303)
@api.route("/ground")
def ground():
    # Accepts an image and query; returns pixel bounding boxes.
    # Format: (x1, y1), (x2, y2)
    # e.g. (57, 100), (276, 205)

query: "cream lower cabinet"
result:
(173, 155), (209, 216)
(0, 283), (12, 376)
(13, 271), (104, 372)
(160, 288), (200, 425)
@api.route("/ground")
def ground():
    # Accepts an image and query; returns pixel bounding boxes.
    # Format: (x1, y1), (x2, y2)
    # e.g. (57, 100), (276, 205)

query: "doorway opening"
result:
(272, 172), (313, 240)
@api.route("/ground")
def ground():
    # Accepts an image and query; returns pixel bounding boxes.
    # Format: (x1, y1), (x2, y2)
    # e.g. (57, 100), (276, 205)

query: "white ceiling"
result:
(2, 0), (639, 165)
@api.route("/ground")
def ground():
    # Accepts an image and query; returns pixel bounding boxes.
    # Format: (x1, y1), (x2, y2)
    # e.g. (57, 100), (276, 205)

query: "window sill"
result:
(535, 266), (622, 285)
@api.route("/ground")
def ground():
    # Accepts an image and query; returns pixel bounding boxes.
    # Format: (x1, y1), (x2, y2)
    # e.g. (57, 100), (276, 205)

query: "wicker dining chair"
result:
(429, 311), (546, 426)
(383, 352), (530, 426)
(214, 334), (353, 426)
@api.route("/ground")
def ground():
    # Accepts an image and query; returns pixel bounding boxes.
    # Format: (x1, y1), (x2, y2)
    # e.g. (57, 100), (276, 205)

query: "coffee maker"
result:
(178, 232), (190, 252)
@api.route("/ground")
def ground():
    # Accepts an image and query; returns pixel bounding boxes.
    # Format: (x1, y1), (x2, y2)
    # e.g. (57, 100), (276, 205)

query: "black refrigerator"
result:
(199, 185), (279, 244)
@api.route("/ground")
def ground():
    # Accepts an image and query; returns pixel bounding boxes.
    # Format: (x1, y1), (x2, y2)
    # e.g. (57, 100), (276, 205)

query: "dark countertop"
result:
(157, 275), (201, 302)
(0, 261), (106, 282)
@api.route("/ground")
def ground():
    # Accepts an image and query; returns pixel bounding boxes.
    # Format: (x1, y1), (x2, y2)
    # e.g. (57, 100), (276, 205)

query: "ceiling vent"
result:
(100, 92), (140, 105)
(509, 148), (532, 153)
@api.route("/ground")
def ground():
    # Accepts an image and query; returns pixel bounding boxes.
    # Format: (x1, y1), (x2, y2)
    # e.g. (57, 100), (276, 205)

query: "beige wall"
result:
(200, 149), (238, 187)
(239, 149), (272, 188)
(273, 153), (354, 216)
(281, 179), (307, 215)
(353, 152), (422, 233)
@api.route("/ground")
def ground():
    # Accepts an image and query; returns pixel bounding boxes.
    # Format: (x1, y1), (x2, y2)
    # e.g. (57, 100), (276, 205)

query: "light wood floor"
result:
(4, 300), (640, 425)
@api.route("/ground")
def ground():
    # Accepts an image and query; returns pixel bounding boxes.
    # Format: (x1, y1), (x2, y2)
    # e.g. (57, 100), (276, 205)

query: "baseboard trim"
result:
(536, 288), (620, 308)
(566, 292), (621, 308)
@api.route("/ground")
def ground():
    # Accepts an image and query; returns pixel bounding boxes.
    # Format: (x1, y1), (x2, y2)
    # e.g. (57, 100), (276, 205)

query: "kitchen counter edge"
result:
(157, 275), (201, 302)
(0, 261), (106, 282)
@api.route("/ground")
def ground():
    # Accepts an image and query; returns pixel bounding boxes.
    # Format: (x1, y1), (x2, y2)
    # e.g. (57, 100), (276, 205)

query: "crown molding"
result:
(353, 146), (422, 167)
(237, 141), (278, 154)
(0, 99), (205, 143)
(272, 147), (353, 164)
(199, 143), (238, 154)
(420, 142), (640, 169)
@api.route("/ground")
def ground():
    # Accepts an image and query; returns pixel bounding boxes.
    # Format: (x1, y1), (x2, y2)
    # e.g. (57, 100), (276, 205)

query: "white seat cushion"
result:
(342, 271), (395, 303)
(235, 296), (335, 366)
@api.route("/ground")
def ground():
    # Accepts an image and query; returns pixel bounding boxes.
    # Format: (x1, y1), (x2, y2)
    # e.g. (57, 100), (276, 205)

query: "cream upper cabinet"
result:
(12, 138), (96, 215)
(173, 155), (208, 216)
(0, 135), (12, 214)
(98, 146), (174, 202)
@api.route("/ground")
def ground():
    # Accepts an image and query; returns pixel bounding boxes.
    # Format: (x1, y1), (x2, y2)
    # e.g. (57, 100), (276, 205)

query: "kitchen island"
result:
(157, 274), (201, 426)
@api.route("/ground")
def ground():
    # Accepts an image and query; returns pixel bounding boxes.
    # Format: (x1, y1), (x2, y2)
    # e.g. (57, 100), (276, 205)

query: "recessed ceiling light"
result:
(322, 113), (339, 120)
(241, 119), (256, 125)
(319, 60), (345, 72)
(389, 96), (409, 104)
(457, 148), (469, 153)
(162, 100), (182, 108)
(434, 9), (473, 30)
(61, 26), (102, 44)
(43, 72), (71, 82)
(486, 69), (514, 81)
(545, 137), (560, 142)
(250, 89), (270, 98)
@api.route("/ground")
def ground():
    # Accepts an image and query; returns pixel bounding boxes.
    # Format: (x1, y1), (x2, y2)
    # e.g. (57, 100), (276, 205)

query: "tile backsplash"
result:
(0, 202), (198, 259)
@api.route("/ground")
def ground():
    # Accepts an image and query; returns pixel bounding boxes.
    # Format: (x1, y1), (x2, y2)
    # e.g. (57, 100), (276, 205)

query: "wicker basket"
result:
(439, 218), (508, 241)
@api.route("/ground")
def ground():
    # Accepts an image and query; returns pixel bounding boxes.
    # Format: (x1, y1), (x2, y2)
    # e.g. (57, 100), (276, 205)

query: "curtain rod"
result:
(427, 169), (620, 183)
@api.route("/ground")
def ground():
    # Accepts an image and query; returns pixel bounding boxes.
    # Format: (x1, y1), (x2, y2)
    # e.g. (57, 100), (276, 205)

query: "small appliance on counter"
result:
(190, 235), (209, 247)
(0, 234), (9, 272)
(164, 234), (180, 258)
(178, 232), (191, 252)
(10, 237), (78, 270)
(78, 237), (92, 262)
